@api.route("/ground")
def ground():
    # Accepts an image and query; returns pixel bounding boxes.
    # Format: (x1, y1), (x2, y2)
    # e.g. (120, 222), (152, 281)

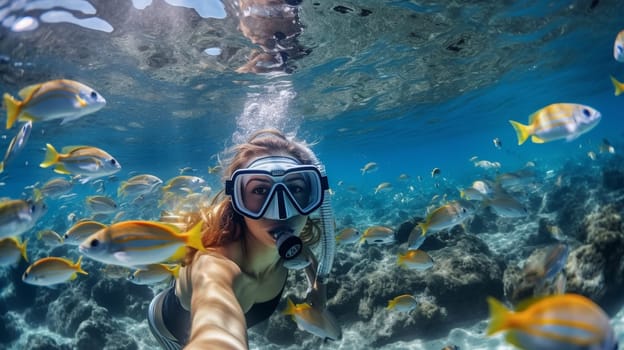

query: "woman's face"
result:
(237, 152), (309, 250)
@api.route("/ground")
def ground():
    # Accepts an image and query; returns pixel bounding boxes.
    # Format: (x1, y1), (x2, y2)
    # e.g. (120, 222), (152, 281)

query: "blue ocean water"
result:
(0, 0), (624, 349)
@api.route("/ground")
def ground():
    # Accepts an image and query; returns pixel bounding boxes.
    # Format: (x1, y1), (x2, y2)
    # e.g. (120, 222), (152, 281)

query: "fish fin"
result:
(74, 256), (88, 275)
(75, 95), (88, 107)
(417, 222), (428, 236)
(3, 93), (22, 129)
(564, 133), (581, 142)
(60, 115), (81, 125)
(505, 332), (523, 349)
(396, 255), (404, 267)
(184, 221), (205, 252)
(17, 83), (42, 99)
(167, 264), (181, 278)
(531, 135), (546, 144)
(19, 238), (29, 262)
(70, 273), (78, 280)
(0, 161), (4, 173)
(508, 120), (531, 145)
(76, 176), (93, 184)
(282, 297), (297, 316)
(611, 76), (623, 96)
(53, 164), (72, 175)
(113, 251), (133, 263)
(166, 246), (187, 263)
(386, 300), (395, 310)
(40, 144), (60, 168)
(486, 296), (511, 336)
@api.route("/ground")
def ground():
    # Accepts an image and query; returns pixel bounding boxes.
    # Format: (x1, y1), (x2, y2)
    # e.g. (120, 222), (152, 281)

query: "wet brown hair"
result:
(182, 129), (321, 265)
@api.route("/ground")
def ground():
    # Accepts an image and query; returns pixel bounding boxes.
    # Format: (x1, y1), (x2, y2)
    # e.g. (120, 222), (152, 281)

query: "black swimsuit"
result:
(161, 283), (285, 344)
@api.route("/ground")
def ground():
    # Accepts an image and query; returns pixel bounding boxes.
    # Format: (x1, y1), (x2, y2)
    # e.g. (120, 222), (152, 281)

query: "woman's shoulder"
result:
(192, 247), (242, 275)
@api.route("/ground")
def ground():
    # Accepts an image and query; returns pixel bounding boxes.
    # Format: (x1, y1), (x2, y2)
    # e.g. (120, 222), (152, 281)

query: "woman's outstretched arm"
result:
(184, 253), (248, 350)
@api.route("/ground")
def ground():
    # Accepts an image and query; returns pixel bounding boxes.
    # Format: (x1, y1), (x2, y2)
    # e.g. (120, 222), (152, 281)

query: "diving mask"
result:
(225, 156), (328, 221)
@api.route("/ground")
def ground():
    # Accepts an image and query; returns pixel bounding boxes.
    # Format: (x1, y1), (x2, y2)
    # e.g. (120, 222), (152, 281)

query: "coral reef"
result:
(255, 232), (505, 347)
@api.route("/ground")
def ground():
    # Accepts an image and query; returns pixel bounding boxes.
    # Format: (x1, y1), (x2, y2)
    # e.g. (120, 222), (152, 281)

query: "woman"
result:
(148, 129), (337, 349)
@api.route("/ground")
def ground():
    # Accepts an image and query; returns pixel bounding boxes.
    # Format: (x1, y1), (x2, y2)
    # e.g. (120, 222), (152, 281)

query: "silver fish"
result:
(0, 121), (31, 173)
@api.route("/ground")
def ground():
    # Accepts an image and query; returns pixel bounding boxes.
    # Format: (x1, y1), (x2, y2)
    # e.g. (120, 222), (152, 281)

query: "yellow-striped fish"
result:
(335, 227), (361, 245)
(360, 162), (378, 175)
(85, 195), (118, 214)
(161, 175), (206, 195)
(117, 174), (163, 198)
(483, 193), (528, 218)
(79, 220), (205, 267)
(0, 237), (28, 265)
(418, 200), (474, 235)
(487, 294), (617, 350)
(40, 177), (73, 198)
(127, 263), (181, 285)
(386, 294), (418, 313)
(3, 79), (106, 129)
(37, 229), (64, 247)
(509, 103), (601, 145)
(282, 298), (341, 340)
(64, 220), (107, 246)
(22, 256), (88, 286)
(40, 144), (121, 182)
(359, 225), (395, 245)
(397, 250), (433, 271)
(374, 182), (392, 194)
(0, 198), (47, 239)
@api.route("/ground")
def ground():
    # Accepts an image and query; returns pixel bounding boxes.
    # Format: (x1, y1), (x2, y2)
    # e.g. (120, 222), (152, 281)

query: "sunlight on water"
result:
(0, 0), (111, 32)
(40, 10), (113, 32)
(163, 0), (226, 19)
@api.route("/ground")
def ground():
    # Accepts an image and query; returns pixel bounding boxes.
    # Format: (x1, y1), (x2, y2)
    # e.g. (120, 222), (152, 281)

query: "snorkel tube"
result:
(305, 148), (335, 285)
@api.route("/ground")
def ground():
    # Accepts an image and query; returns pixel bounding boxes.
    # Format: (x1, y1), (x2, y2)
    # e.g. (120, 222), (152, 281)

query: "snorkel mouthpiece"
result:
(270, 228), (302, 260)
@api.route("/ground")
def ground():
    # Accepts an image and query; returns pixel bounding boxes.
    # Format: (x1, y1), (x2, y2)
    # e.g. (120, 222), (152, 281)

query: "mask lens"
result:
(240, 174), (274, 214)
(284, 171), (312, 209)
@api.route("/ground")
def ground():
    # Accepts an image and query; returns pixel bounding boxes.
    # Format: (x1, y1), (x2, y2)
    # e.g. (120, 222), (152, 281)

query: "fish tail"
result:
(184, 221), (206, 252)
(19, 238), (28, 262)
(386, 300), (395, 310)
(417, 222), (428, 236)
(40, 143), (59, 168)
(0, 161), (4, 174)
(74, 255), (89, 275)
(508, 120), (531, 145)
(32, 188), (43, 202)
(117, 182), (126, 198)
(3, 93), (22, 129)
(486, 296), (511, 336)
(611, 75), (624, 96)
